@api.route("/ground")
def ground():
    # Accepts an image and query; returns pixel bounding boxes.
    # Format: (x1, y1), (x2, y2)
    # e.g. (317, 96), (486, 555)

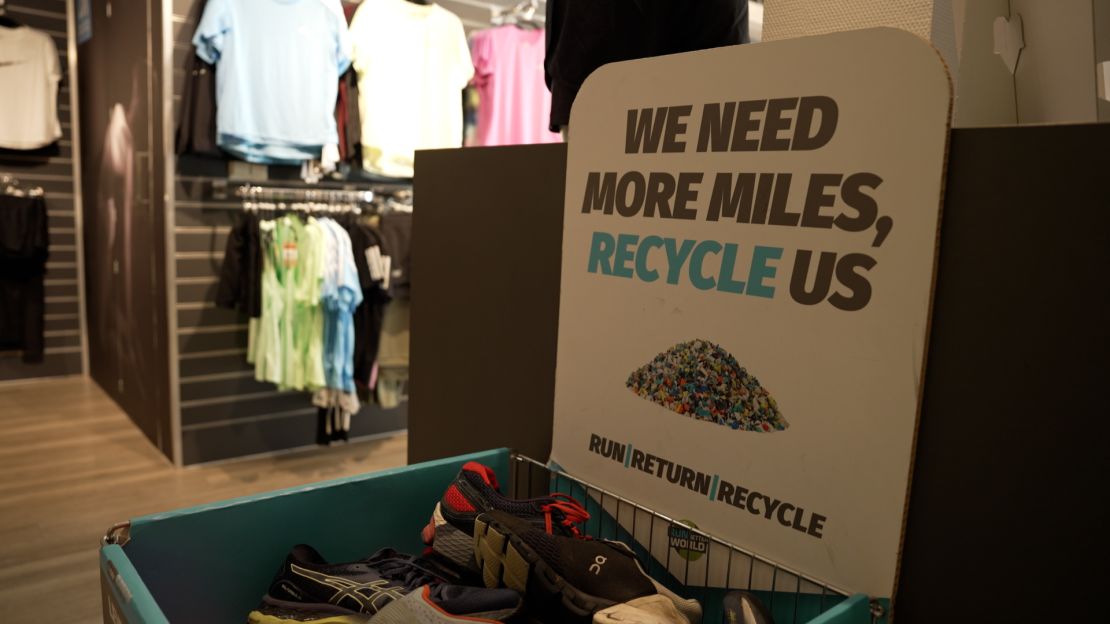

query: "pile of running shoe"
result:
(246, 462), (775, 624)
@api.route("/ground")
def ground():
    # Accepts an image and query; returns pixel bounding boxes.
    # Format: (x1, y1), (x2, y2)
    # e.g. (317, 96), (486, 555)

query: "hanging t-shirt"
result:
(470, 26), (561, 146)
(250, 215), (326, 391)
(192, 0), (350, 164)
(0, 193), (49, 363)
(0, 26), (62, 150)
(319, 218), (362, 393)
(349, 0), (473, 178)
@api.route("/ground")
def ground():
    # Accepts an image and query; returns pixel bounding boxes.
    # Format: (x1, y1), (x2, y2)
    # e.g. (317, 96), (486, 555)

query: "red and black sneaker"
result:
(472, 510), (703, 623)
(422, 461), (591, 572)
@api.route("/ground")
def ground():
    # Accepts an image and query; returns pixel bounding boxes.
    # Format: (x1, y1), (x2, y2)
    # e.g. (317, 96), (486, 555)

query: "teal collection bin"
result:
(98, 448), (877, 623)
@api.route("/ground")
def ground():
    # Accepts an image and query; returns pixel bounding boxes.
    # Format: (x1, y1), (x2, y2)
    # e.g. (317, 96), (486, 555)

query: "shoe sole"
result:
(426, 503), (480, 571)
(246, 610), (369, 624)
(473, 515), (615, 622)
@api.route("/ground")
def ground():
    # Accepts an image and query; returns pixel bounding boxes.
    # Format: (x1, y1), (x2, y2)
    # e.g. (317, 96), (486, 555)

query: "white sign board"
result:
(551, 29), (951, 598)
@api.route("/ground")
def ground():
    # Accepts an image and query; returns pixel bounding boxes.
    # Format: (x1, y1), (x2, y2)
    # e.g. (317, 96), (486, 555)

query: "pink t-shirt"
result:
(470, 26), (562, 146)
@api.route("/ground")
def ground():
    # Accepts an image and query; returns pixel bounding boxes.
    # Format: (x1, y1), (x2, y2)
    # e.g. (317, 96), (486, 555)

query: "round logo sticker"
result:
(668, 519), (709, 562)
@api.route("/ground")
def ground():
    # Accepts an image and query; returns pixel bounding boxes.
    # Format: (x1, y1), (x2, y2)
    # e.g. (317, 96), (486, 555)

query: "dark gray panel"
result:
(177, 256), (223, 278)
(349, 405), (408, 438)
(48, 213), (75, 229)
(0, 159), (72, 176)
(44, 333), (80, 349)
(177, 280), (218, 303)
(179, 352), (253, 378)
(45, 300), (79, 316)
(44, 316), (80, 333)
(182, 403), (407, 465)
(175, 206), (239, 227)
(44, 265), (77, 280)
(45, 197), (76, 214)
(50, 231), (76, 246)
(177, 305), (245, 328)
(0, 351), (82, 381)
(409, 144), (566, 464)
(178, 328), (248, 354)
(176, 229), (229, 253)
(897, 123), (1110, 622)
(181, 391), (312, 426)
(181, 375), (279, 402)
(44, 282), (78, 298)
(50, 249), (76, 263)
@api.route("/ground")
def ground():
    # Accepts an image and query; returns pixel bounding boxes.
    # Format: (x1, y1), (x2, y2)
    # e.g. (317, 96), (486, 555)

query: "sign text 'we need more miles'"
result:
(551, 29), (952, 599)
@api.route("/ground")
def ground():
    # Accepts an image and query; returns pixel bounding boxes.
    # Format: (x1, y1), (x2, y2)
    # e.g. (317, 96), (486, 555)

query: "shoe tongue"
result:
(598, 539), (638, 560)
(359, 550), (441, 590)
(461, 461), (500, 490)
(359, 548), (405, 564)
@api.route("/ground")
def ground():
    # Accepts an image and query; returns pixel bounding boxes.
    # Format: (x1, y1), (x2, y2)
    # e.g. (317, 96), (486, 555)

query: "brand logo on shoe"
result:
(588, 555), (608, 575)
(290, 564), (406, 613)
(279, 581), (306, 600)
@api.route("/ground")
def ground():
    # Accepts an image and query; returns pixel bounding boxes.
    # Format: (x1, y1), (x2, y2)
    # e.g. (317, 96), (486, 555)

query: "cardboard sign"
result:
(551, 29), (951, 598)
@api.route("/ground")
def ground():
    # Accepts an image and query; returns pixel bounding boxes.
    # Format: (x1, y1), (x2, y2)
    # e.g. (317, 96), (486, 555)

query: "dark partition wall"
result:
(409, 144), (567, 464)
(0, 0), (86, 382)
(409, 126), (1109, 618)
(78, 0), (172, 458)
(895, 123), (1110, 622)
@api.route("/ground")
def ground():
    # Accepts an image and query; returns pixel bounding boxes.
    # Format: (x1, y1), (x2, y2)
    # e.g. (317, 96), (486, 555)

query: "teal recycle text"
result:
(586, 230), (876, 311)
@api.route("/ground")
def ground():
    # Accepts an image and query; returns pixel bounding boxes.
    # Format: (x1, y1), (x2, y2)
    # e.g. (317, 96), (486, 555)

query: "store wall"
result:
(167, 0), (405, 465)
(0, 0), (87, 383)
(77, 0), (173, 458)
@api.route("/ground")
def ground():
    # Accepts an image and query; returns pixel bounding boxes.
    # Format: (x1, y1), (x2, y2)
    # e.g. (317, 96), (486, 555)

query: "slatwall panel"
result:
(0, 0), (85, 382)
(170, 0), (407, 465)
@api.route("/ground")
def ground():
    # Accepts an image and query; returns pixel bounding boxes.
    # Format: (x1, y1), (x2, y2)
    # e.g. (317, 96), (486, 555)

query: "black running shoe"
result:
(472, 510), (702, 624)
(721, 591), (773, 624)
(422, 461), (592, 571)
(246, 544), (522, 623)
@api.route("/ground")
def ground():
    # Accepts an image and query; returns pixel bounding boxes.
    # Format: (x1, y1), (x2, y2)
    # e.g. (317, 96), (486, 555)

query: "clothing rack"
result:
(234, 184), (375, 205)
(233, 184), (414, 216)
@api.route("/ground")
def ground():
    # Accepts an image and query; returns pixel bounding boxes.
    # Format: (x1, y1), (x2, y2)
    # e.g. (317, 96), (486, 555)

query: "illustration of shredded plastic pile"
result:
(626, 339), (788, 432)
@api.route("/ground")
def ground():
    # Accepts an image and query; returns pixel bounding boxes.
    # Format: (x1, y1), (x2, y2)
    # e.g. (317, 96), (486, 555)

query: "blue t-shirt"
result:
(319, 219), (363, 393)
(193, 0), (351, 164)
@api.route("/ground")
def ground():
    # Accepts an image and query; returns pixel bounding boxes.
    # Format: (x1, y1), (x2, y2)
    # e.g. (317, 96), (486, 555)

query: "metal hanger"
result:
(2, 174), (44, 197)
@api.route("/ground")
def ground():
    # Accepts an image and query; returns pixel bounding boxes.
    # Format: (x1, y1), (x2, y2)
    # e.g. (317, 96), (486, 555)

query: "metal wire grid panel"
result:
(508, 453), (859, 624)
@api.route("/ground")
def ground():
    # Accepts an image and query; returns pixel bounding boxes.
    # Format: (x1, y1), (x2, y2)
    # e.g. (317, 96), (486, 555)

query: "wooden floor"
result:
(0, 377), (407, 623)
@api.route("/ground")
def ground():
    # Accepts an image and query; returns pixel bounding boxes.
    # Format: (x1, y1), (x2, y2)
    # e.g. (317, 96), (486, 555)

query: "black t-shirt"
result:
(377, 212), (413, 299)
(0, 194), (49, 362)
(345, 219), (391, 387)
(545, 0), (750, 131)
(215, 211), (262, 318)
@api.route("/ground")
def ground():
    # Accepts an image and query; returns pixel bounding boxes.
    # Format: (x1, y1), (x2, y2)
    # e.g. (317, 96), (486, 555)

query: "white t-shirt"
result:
(0, 26), (62, 150)
(350, 0), (473, 178)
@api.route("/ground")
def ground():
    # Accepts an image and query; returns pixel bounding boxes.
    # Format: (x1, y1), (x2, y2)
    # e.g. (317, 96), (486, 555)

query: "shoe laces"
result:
(540, 493), (591, 539)
(363, 551), (446, 591)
